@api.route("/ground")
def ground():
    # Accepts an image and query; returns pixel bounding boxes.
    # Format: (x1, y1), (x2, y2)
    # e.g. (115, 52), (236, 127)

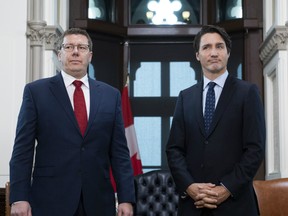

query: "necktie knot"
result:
(73, 80), (83, 88)
(208, 82), (216, 90)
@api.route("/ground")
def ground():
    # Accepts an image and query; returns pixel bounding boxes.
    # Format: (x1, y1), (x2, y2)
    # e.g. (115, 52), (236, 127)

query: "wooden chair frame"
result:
(5, 182), (10, 216)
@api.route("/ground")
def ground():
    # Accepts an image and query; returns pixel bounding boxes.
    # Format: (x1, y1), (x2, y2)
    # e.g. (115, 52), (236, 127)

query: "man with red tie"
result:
(9, 28), (135, 216)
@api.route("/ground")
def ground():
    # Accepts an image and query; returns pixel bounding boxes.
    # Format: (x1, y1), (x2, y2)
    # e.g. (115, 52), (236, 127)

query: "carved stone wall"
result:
(27, 21), (63, 51)
(26, 0), (63, 81)
(261, 24), (288, 179)
(260, 25), (288, 66)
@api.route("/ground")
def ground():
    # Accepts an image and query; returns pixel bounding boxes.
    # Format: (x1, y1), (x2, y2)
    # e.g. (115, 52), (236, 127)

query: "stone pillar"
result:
(260, 25), (288, 179)
(26, 0), (63, 82)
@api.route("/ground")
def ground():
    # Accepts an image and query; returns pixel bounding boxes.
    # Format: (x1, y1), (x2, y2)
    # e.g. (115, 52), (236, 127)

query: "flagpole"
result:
(123, 40), (130, 88)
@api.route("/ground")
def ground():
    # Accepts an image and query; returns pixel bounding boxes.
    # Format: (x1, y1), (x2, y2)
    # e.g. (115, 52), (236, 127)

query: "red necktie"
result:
(73, 80), (88, 136)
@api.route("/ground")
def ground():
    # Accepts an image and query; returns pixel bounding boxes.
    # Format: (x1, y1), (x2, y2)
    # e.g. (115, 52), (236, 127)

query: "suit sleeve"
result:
(109, 91), (136, 204)
(166, 91), (195, 194)
(9, 85), (37, 204)
(220, 84), (266, 198)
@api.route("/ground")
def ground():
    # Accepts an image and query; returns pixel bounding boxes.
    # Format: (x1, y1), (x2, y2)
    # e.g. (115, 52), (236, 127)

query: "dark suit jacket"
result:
(9, 73), (135, 216)
(166, 75), (265, 216)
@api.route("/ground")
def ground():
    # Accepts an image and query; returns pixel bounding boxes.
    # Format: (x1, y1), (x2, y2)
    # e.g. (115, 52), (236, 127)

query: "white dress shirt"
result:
(61, 71), (90, 119)
(202, 71), (228, 114)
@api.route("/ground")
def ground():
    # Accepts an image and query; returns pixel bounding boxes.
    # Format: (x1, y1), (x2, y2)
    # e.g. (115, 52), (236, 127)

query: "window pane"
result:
(216, 0), (243, 22)
(134, 62), (161, 97)
(170, 62), (197, 96)
(88, 0), (115, 22)
(237, 63), (242, 79)
(134, 117), (161, 166)
(131, 0), (200, 25)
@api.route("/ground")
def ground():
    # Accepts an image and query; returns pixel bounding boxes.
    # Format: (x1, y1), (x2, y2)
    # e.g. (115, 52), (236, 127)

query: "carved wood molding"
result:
(260, 26), (288, 66)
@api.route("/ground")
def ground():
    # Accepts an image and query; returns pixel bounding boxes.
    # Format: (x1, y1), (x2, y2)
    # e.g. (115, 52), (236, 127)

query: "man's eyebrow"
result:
(216, 42), (225, 45)
(201, 42), (225, 47)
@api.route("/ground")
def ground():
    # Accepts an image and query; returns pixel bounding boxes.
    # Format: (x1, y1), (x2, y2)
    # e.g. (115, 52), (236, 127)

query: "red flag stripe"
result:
(121, 86), (133, 127)
(122, 85), (143, 175)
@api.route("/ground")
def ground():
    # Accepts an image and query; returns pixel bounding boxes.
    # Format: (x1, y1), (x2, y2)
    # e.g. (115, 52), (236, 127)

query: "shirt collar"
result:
(203, 71), (228, 90)
(61, 70), (89, 89)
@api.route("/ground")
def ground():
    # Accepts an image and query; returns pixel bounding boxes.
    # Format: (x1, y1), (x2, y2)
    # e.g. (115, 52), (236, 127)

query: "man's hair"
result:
(56, 28), (93, 51)
(193, 25), (232, 54)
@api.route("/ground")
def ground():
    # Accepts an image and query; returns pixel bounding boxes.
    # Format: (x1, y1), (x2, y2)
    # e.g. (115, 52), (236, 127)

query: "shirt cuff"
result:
(220, 182), (233, 197)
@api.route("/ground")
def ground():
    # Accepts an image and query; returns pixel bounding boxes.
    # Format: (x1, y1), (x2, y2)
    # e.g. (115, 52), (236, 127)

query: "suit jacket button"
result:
(204, 141), (209, 145)
(81, 147), (85, 151)
(201, 164), (204, 168)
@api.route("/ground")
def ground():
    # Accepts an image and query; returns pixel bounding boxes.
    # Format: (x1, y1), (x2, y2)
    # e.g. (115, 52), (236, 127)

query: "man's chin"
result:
(208, 66), (225, 74)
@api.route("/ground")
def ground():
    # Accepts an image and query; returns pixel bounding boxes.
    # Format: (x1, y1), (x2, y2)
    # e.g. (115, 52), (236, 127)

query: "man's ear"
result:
(57, 51), (61, 61)
(196, 52), (200, 61)
(88, 52), (93, 62)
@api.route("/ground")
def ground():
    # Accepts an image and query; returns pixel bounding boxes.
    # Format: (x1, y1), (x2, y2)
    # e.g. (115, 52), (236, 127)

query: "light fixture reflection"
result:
(146, 11), (154, 20)
(228, 0), (243, 19)
(171, 0), (182, 11)
(182, 11), (190, 20)
(88, 7), (102, 19)
(146, 0), (183, 25)
(230, 6), (242, 18)
(147, 1), (158, 11)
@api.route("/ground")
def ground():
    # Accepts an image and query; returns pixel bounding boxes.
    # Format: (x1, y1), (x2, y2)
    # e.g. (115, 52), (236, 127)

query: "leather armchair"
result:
(134, 170), (178, 216)
(253, 178), (288, 216)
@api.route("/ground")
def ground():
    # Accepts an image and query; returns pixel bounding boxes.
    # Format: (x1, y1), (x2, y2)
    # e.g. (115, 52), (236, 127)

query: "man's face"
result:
(196, 33), (230, 77)
(58, 34), (92, 79)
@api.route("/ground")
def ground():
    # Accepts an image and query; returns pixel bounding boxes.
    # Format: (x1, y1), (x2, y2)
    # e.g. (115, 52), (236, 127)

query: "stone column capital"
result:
(260, 26), (288, 65)
(27, 21), (63, 52)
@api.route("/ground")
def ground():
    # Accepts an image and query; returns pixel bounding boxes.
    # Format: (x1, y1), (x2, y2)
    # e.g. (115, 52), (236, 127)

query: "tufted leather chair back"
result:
(253, 178), (288, 216)
(134, 170), (179, 216)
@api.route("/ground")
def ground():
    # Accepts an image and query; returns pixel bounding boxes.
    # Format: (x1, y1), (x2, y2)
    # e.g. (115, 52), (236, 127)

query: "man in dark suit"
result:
(166, 25), (265, 216)
(9, 28), (135, 216)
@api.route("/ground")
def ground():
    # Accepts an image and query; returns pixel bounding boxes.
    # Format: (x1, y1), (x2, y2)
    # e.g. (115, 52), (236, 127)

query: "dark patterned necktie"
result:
(204, 82), (216, 134)
(73, 80), (87, 136)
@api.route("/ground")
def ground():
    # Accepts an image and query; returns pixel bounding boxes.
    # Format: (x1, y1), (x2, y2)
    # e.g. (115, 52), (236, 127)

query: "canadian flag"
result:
(121, 85), (143, 176)
(110, 84), (143, 191)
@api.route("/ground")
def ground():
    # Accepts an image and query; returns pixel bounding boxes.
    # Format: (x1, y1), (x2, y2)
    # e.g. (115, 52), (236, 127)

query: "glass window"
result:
(131, 60), (198, 172)
(134, 117), (161, 172)
(170, 62), (197, 96)
(129, 42), (200, 172)
(88, 0), (115, 22)
(216, 0), (243, 22)
(131, 0), (200, 25)
(134, 62), (161, 97)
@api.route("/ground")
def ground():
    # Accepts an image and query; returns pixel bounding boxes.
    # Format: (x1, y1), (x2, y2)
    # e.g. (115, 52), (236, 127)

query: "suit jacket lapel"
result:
(208, 75), (236, 136)
(86, 78), (101, 135)
(49, 73), (80, 133)
(195, 80), (206, 136)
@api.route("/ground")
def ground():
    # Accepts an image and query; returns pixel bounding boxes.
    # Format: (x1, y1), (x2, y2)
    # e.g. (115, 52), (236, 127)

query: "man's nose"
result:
(73, 46), (80, 52)
(210, 48), (218, 56)
(72, 46), (80, 55)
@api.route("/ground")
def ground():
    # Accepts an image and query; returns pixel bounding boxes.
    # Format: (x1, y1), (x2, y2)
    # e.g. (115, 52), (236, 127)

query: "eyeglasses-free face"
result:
(61, 44), (90, 53)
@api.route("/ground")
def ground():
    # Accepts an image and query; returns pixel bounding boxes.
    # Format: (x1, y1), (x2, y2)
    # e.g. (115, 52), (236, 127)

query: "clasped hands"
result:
(186, 183), (231, 209)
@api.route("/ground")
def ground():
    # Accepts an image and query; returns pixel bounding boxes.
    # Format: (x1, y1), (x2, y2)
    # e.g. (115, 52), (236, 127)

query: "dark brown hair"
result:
(193, 25), (232, 54)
